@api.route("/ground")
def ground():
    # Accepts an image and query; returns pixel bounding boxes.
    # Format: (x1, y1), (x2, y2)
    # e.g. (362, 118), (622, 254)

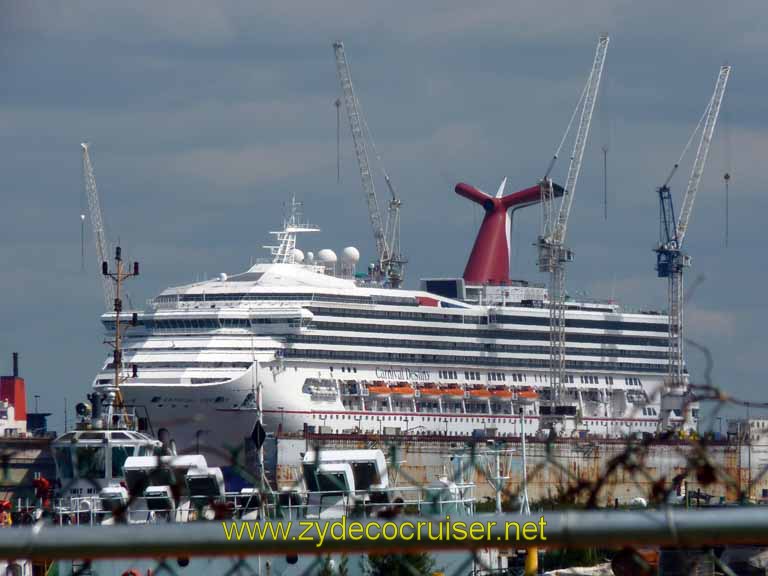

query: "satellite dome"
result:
(292, 248), (305, 263)
(317, 249), (337, 263)
(341, 246), (360, 263)
(219, 273), (228, 282)
(306, 251), (315, 263)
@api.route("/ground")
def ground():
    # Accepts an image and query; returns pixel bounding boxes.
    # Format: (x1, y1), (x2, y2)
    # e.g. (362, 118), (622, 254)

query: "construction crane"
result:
(538, 35), (609, 417)
(81, 142), (115, 310)
(333, 41), (406, 287)
(655, 65), (731, 392)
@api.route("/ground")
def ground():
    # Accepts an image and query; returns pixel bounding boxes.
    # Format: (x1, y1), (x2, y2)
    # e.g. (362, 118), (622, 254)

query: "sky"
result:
(1, 1), (766, 432)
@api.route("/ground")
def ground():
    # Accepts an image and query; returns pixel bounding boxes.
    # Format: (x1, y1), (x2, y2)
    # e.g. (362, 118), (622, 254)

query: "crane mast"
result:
(538, 35), (609, 415)
(81, 143), (115, 310)
(333, 41), (405, 287)
(656, 65), (731, 392)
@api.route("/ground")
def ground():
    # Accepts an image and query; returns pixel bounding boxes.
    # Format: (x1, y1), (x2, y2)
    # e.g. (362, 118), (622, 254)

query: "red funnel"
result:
(456, 181), (562, 284)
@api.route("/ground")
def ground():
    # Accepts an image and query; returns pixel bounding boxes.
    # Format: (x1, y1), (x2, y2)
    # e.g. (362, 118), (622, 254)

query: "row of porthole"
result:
(320, 414), (656, 425)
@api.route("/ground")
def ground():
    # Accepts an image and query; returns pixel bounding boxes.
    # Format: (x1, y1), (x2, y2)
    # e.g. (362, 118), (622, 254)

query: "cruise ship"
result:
(93, 182), (697, 462)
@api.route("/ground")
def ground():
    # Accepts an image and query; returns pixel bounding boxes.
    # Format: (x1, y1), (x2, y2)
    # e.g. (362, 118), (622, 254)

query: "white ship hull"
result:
(113, 356), (681, 467)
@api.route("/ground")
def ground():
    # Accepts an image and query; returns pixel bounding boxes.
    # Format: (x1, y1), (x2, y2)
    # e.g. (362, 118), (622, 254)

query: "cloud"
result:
(8, 2), (236, 42)
(686, 308), (736, 341)
(2, 0), (768, 415)
(169, 140), (334, 190)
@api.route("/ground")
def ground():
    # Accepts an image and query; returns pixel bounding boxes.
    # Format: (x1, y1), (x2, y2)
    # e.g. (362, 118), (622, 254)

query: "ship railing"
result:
(45, 482), (476, 526)
(276, 483), (478, 519)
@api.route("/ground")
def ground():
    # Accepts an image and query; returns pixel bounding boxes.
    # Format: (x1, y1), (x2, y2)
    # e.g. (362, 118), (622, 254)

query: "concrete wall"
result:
(0, 437), (55, 501)
(273, 433), (768, 506)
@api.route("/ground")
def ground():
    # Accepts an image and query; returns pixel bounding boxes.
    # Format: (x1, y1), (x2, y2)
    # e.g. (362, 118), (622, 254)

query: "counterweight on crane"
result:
(655, 65), (731, 391)
(333, 41), (406, 287)
(81, 143), (115, 310)
(538, 35), (609, 416)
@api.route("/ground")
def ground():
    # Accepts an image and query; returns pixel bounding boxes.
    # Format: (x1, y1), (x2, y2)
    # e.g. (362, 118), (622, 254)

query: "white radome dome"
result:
(341, 246), (360, 263)
(317, 249), (337, 263)
(306, 251), (315, 263)
(292, 248), (305, 263)
(219, 273), (228, 282)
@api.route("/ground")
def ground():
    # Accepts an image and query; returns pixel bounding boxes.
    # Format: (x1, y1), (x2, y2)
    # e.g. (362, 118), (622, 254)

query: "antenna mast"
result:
(102, 246), (140, 411)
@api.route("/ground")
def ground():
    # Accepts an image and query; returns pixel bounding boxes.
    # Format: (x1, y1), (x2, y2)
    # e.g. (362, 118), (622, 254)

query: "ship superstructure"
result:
(92, 191), (696, 464)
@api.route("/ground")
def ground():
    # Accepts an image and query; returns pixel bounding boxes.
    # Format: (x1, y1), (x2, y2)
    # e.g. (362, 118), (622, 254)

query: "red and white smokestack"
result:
(456, 180), (563, 284)
(1, 352), (26, 420)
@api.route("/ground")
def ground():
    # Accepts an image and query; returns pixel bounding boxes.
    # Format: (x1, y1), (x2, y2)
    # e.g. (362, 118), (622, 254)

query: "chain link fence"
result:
(2, 305), (768, 575)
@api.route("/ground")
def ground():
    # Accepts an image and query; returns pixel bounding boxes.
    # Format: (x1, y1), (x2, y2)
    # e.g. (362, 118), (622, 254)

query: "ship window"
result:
(111, 446), (135, 477)
(75, 446), (106, 479)
(54, 448), (74, 479)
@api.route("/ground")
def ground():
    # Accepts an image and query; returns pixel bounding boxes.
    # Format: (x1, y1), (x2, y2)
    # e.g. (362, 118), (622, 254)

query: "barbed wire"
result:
(3, 286), (768, 575)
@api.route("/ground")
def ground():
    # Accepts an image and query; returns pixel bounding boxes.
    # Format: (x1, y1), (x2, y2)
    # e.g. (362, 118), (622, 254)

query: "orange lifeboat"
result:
(468, 387), (491, 398)
(419, 385), (443, 396)
(517, 388), (539, 400)
(390, 384), (416, 396)
(490, 388), (514, 399)
(442, 385), (464, 398)
(367, 385), (391, 396)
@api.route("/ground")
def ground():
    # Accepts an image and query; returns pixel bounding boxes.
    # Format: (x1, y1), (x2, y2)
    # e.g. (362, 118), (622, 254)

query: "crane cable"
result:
(599, 72), (611, 220)
(80, 166), (87, 273)
(543, 79), (589, 180)
(335, 98), (341, 184)
(722, 92), (732, 247)
(662, 95), (712, 188)
(540, 77), (589, 238)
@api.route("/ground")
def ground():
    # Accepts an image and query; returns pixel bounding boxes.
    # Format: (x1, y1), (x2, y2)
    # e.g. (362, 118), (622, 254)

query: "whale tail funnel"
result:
(456, 180), (563, 284)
